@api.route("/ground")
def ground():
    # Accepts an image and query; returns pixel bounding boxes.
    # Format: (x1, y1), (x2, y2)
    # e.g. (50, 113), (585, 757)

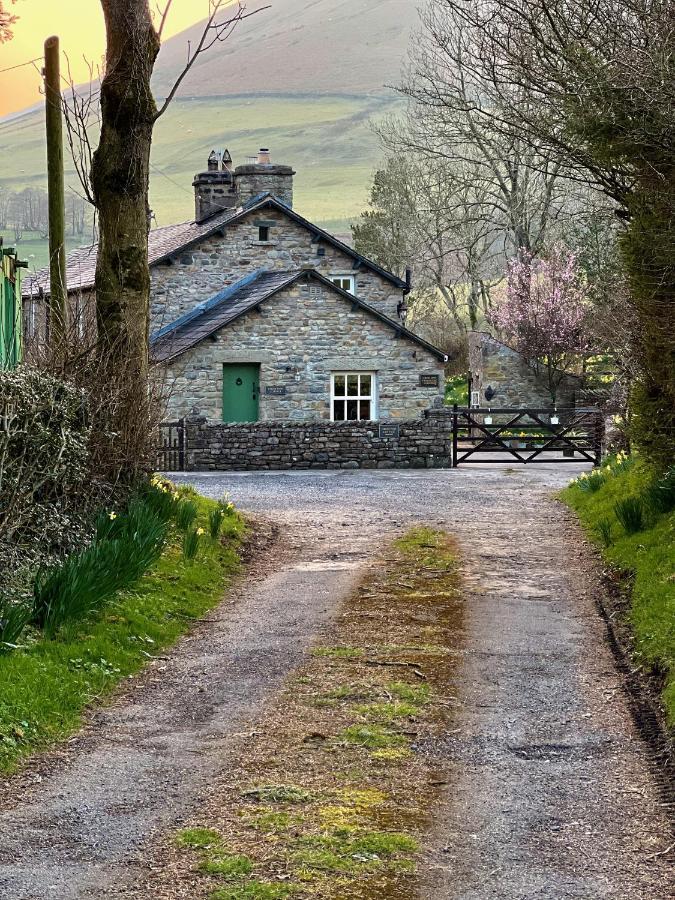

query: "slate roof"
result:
(22, 193), (406, 299)
(151, 268), (447, 364)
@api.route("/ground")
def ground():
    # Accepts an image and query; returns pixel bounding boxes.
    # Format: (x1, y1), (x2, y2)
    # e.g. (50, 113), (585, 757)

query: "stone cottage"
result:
(468, 332), (581, 410)
(23, 148), (447, 426)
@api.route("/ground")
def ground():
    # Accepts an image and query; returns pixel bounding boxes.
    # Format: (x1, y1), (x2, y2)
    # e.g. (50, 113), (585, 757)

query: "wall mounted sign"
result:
(419, 374), (440, 388)
(265, 385), (287, 396)
(379, 423), (400, 440)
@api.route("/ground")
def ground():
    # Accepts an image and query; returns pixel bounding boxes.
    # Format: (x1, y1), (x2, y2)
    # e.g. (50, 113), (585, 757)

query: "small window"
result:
(258, 225), (270, 242)
(331, 372), (376, 421)
(331, 275), (355, 295)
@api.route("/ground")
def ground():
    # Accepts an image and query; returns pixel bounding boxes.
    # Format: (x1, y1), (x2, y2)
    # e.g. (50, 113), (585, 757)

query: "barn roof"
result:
(150, 268), (446, 364)
(22, 194), (406, 299)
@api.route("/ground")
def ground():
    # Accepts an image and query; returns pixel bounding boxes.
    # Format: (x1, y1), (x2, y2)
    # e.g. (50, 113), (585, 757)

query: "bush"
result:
(34, 499), (169, 635)
(0, 367), (91, 572)
(175, 499), (198, 532)
(614, 497), (644, 534)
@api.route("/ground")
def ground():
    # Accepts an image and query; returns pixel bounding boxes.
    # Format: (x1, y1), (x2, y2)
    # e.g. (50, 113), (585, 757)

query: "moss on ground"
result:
(561, 458), (675, 724)
(170, 526), (463, 898)
(0, 493), (244, 772)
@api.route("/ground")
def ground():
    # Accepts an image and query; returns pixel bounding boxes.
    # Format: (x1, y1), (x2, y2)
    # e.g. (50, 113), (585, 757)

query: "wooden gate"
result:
(450, 406), (603, 467)
(156, 420), (185, 472)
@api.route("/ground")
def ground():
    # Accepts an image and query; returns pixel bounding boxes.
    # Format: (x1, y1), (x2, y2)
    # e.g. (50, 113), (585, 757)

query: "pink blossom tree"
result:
(489, 245), (590, 403)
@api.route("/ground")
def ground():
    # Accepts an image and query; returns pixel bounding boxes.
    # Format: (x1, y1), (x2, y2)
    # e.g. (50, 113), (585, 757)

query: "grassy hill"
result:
(0, 0), (416, 272)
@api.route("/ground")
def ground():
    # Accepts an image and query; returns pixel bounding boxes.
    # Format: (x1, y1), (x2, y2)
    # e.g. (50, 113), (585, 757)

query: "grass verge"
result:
(156, 526), (463, 899)
(561, 460), (675, 724)
(0, 492), (244, 772)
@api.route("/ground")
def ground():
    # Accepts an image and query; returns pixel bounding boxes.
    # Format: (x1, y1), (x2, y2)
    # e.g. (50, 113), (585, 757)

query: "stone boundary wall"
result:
(184, 418), (452, 471)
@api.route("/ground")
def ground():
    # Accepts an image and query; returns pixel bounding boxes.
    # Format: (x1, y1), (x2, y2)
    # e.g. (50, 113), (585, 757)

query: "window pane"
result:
(333, 399), (346, 420)
(359, 374), (372, 396)
(333, 374), (346, 396)
(360, 400), (371, 420)
(343, 279), (352, 291)
(346, 400), (358, 420)
(347, 375), (359, 396)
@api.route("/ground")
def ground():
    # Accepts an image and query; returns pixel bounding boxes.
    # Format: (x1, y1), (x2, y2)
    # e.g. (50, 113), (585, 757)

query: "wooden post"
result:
(452, 403), (459, 468)
(44, 35), (68, 344)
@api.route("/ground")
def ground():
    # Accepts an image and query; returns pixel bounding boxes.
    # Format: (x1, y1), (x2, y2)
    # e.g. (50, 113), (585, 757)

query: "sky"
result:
(0, 0), (213, 118)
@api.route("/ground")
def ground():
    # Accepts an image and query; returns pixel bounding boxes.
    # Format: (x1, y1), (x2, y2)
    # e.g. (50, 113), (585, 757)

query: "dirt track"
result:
(0, 467), (672, 899)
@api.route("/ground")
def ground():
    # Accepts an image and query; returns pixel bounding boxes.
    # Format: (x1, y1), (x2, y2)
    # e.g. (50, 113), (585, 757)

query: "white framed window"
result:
(331, 372), (376, 421)
(331, 274), (356, 295)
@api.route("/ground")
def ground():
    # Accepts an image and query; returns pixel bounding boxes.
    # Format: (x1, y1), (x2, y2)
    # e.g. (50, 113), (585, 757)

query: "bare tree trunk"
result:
(91, 0), (160, 380)
(89, 1), (159, 481)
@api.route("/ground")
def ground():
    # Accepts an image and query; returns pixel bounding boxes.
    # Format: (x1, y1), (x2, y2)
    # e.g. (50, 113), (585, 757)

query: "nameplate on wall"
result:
(265, 386), (287, 396)
(419, 374), (440, 388)
(379, 423), (400, 440)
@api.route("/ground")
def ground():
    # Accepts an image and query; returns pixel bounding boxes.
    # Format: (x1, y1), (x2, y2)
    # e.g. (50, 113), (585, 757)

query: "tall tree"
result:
(488, 246), (590, 403)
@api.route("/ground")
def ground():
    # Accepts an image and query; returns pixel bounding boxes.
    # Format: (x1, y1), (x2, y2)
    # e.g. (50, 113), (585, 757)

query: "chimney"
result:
(192, 148), (238, 223)
(234, 148), (295, 209)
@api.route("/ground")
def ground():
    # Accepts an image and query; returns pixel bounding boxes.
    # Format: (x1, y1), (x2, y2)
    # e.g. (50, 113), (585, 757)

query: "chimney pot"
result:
(207, 150), (219, 172)
(222, 149), (233, 172)
(258, 148), (271, 165)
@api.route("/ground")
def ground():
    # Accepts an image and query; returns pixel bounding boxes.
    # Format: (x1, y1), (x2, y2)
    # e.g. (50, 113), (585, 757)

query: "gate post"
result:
(178, 417), (186, 472)
(452, 404), (458, 468)
(593, 410), (603, 467)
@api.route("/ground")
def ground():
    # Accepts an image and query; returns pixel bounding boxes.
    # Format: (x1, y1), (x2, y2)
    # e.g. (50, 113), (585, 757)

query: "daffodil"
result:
(108, 511), (117, 520)
(196, 527), (205, 536)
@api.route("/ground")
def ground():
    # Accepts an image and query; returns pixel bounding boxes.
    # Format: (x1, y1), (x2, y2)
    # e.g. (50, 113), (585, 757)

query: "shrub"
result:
(644, 467), (675, 514)
(0, 598), (32, 651)
(208, 506), (225, 539)
(175, 499), (198, 532)
(595, 517), (613, 547)
(0, 367), (91, 570)
(34, 499), (169, 635)
(182, 528), (202, 561)
(614, 497), (644, 534)
(578, 470), (606, 493)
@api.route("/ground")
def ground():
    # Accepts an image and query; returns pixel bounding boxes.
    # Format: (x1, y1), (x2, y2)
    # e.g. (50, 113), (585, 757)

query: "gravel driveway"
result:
(1, 465), (671, 899)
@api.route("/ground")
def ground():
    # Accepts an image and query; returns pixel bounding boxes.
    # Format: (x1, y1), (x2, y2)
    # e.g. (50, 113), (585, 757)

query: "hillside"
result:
(0, 0), (417, 271)
(153, 0), (419, 99)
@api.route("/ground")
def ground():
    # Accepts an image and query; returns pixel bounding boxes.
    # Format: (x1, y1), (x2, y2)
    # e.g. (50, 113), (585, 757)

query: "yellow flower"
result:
(108, 511), (117, 520)
(196, 527), (205, 536)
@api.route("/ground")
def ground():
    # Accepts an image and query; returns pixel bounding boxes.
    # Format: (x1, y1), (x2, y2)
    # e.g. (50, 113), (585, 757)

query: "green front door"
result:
(222, 364), (260, 422)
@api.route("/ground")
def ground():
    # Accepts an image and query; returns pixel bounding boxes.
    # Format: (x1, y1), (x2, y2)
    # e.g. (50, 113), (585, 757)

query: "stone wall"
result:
(162, 279), (445, 421)
(183, 417), (452, 471)
(468, 332), (581, 408)
(150, 207), (403, 328)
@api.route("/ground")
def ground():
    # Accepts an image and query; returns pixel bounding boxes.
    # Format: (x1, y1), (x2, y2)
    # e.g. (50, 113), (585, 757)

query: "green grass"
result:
(338, 725), (406, 750)
(562, 459), (675, 723)
(0, 493), (244, 772)
(177, 828), (224, 850)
